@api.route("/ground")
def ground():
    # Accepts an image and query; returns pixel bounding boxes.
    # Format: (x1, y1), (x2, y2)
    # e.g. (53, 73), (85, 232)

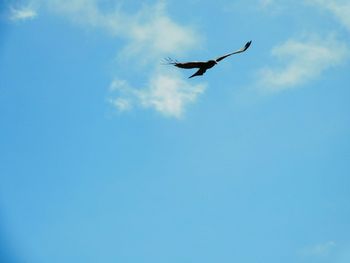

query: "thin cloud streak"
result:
(300, 241), (337, 257)
(9, 6), (37, 21)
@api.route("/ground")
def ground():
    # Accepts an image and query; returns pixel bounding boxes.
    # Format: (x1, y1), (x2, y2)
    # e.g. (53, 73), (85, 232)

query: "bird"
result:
(164, 41), (252, 78)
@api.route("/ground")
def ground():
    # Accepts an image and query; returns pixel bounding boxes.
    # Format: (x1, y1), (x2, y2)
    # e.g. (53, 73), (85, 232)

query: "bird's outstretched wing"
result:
(189, 67), (207, 78)
(215, 41), (252, 62)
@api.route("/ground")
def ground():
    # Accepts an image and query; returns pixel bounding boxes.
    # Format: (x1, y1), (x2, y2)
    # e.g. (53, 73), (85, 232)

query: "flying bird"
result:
(164, 41), (252, 78)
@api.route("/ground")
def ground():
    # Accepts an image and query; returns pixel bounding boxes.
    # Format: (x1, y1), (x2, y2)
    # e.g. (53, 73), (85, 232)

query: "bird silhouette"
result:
(164, 41), (252, 78)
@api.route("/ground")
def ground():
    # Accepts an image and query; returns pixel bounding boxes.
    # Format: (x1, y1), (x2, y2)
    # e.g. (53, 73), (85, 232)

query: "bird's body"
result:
(165, 41), (252, 78)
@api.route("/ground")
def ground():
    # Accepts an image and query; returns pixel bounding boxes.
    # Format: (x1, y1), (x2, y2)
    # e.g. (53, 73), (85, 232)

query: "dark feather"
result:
(174, 61), (206, 69)
(189, 67), (207, 78)
(215, 41), (252, 62)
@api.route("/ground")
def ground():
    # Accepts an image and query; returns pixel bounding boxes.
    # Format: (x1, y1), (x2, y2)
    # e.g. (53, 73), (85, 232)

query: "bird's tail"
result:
(161, 57), (179, 65)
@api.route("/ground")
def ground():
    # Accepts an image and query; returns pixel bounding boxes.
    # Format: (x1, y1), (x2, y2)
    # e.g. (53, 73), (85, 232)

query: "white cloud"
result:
(301, 241), (337, 257)
(258, 0), (350, 30)
(9, 6), (37, 21)
(110, 98), (132, 112)
(109, 71), (206, 118)
(306, 0), (350, 31)
(260, 0), (274, 8)
(109, 79), (135, 112)
(25, 0), (205, 118)
(258, 35), (349, 92)
(139, 73), (206, 118)
(33, 0), (200, 59)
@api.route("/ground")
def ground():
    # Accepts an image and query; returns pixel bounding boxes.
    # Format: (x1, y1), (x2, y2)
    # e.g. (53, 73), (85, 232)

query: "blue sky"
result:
(1, 0), (350, 262)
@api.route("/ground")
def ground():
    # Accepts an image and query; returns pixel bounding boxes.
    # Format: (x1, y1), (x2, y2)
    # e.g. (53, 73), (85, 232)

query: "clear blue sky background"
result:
(1, 1), (350, 262)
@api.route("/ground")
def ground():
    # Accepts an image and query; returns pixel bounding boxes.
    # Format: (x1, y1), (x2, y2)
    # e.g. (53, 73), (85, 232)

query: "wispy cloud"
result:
(26, 0), (205, 118)
(257, 35), (349, 92)
(259, 0), (274, 8)
(300, 241), (337, 257)
(109, 71), (206, 118)
(37, 0), (201, 59)
(306, 0), (350, 31)
(9, 6), (37, 21)
(259, 0), (350, 30)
